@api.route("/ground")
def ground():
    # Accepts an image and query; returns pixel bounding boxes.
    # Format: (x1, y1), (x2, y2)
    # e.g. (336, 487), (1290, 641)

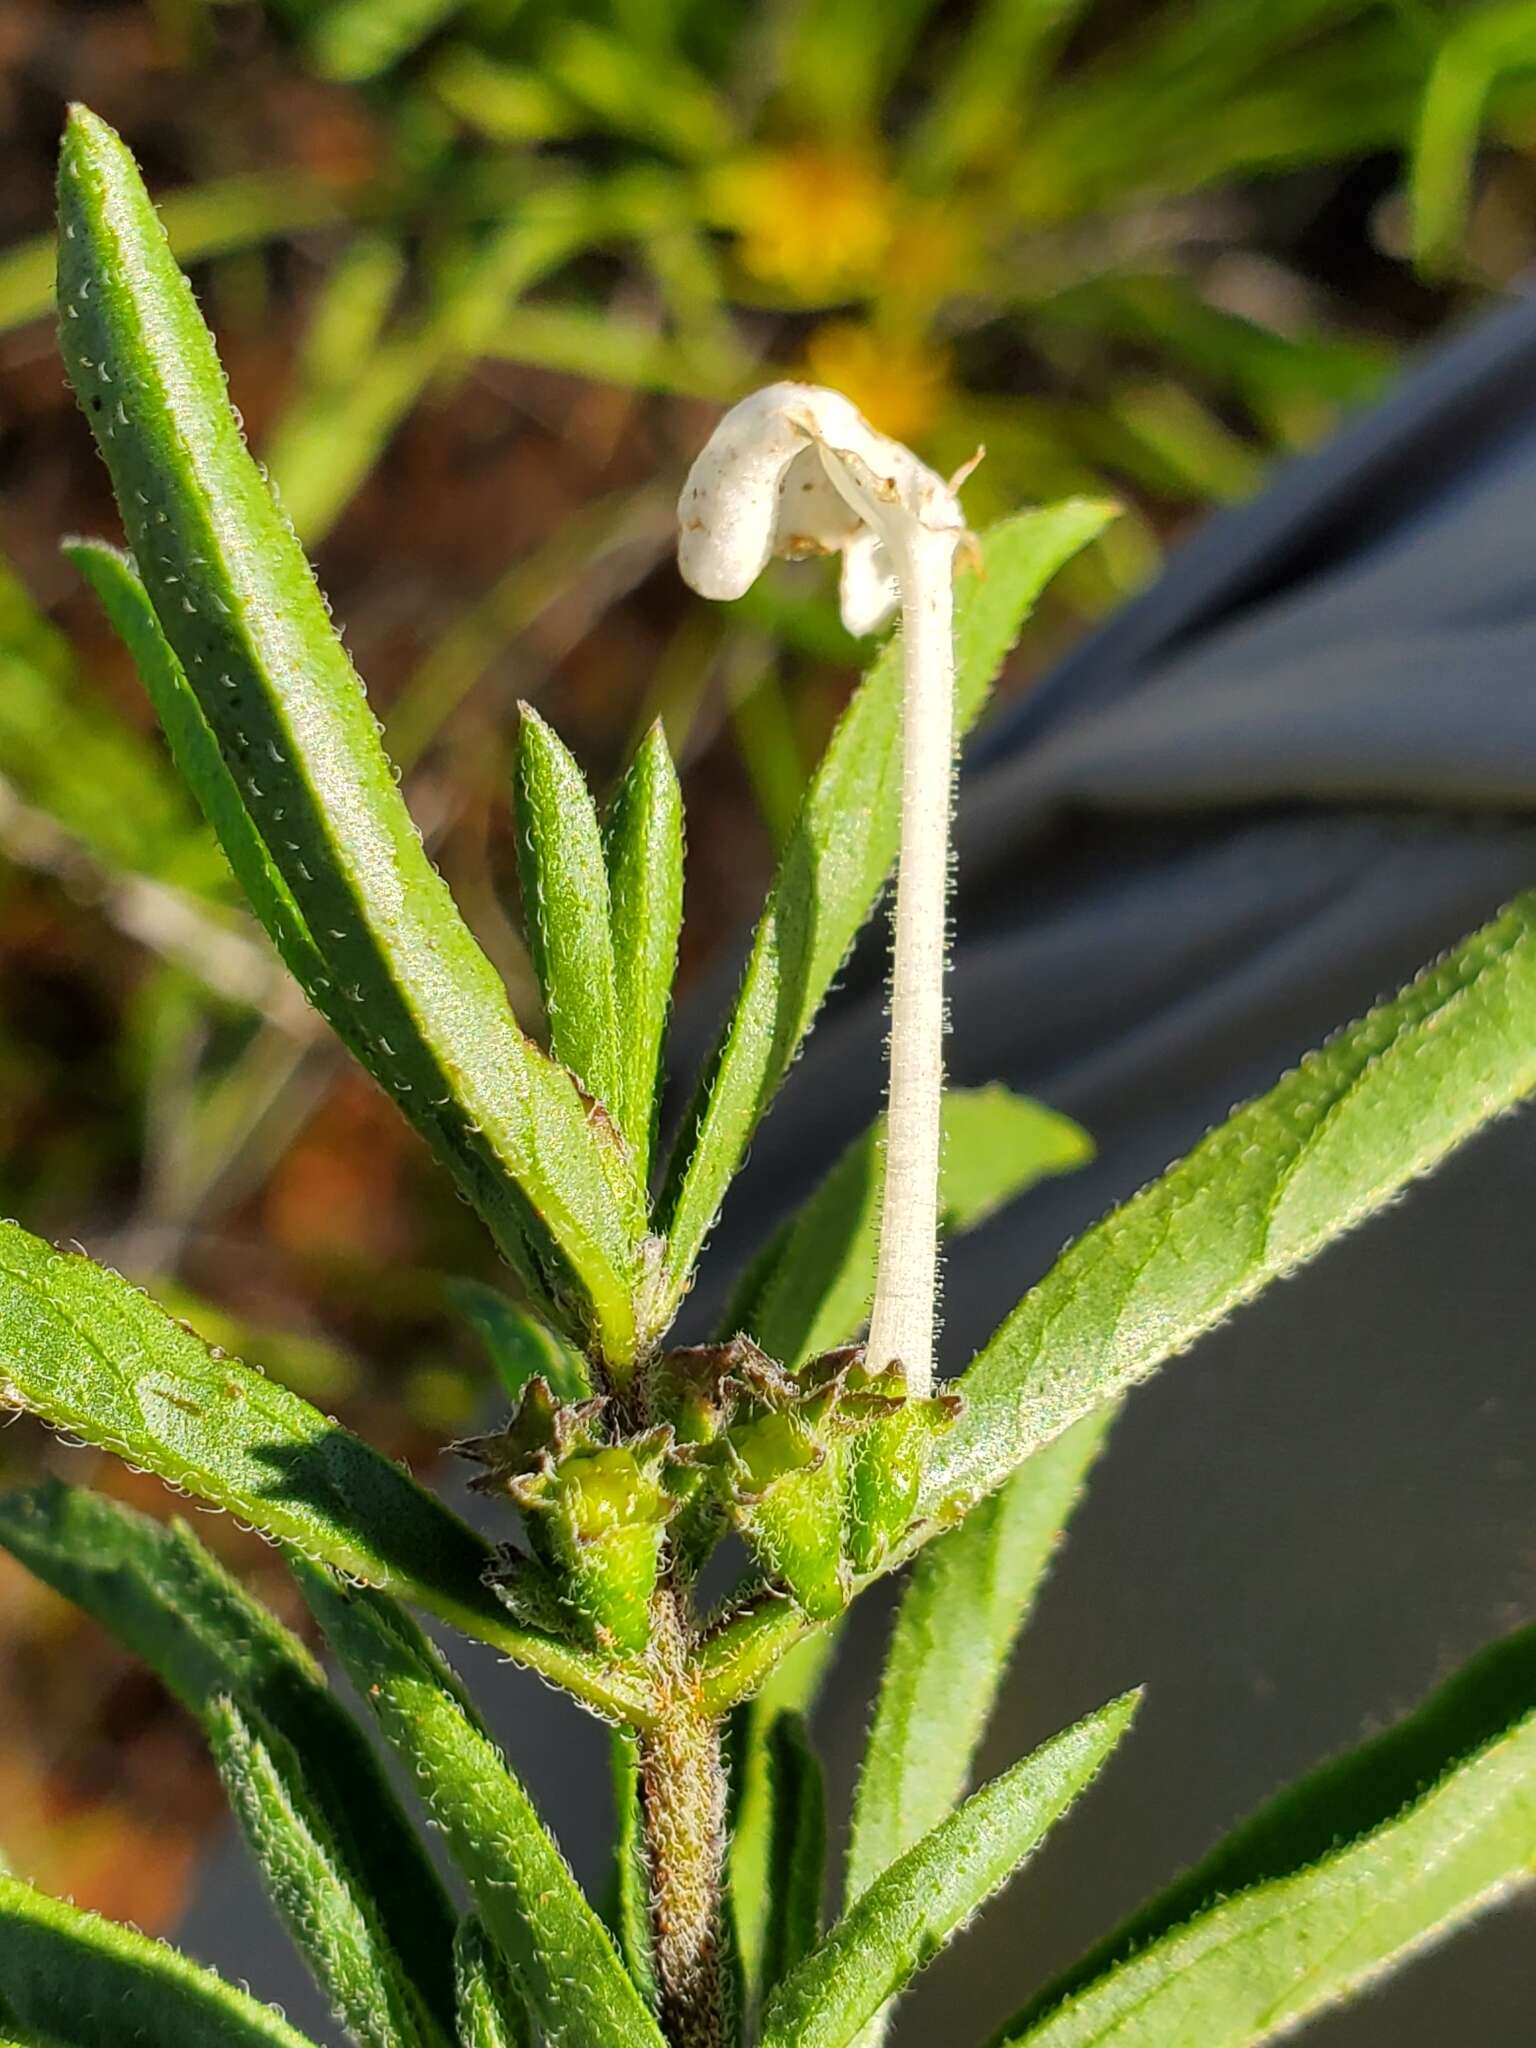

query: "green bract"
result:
(0, 101), (1531, 2048)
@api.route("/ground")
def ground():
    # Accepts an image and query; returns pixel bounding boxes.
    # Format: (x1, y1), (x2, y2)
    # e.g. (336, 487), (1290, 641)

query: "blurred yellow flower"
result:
(801, 322), (954, 445)
(711, 144), (897, 298)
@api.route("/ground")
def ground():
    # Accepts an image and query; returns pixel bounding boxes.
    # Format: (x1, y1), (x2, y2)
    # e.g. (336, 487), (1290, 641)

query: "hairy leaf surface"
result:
(514, 705), (623, 1130)
(0, 1480), (457, 2033)
(297, 1567), (667, 2048)
(56, 105), (641, 1364)
(928, 893), (1536, 1518)
(1002, 1626), (1536, 2045)
(606, 1731), (660, 2008)
(758, 1691), (1139, 2048)
(0, 1875), (321, 2048)
(0, 1232), (648, 1721)
(453, 1917), (531, 2048)
(605, 719), (685, 1184)
(209, 1698), (443, 2048)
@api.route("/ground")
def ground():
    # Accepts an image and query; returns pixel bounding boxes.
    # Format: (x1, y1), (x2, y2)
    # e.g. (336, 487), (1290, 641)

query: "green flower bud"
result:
(801, 1347), (962, 1574)
(691, 1353), (851, 1620)
(459, 1380), (677, 1655)
(728, 1412), (848, 1622)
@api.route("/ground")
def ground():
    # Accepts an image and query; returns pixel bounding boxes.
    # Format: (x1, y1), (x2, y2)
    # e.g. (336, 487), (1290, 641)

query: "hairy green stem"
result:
(639, 1585), (731, 2047)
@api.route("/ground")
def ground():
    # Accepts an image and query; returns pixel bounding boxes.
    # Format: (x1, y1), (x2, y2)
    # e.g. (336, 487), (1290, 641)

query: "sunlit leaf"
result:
(0, 1874), (322, 2048)
(928, 893), (1536, 1522)
(605, 719), (685, 1183)
(209, 1697), (446, 2048)
(0, 1229), (648, 1723)
(514, 705), (624, 1131)
(296, 1568), (667, 2048)
(758, 1691), (1139, 2048)
(0, 1479), (457, 2037)
(1002, 1626), (1536, 2046)
(56, 106), (643, 1367)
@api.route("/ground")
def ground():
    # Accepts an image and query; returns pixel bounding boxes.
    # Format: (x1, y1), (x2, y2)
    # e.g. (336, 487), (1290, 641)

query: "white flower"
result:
(676, 381), (968, 637)
(678, 383), (982, 1395)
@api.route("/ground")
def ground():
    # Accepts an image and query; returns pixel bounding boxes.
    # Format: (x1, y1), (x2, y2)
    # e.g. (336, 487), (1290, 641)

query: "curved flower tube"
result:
(678, 383), (975, 1394)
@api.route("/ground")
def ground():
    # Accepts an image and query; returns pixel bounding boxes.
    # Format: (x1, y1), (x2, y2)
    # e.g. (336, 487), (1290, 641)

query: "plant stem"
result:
(864, 523), (959, 1398)
(639, 1582), (731, 2047)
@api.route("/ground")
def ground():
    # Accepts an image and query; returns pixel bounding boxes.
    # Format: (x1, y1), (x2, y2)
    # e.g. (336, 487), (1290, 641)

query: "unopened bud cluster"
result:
(461, 1338), (960, 1654)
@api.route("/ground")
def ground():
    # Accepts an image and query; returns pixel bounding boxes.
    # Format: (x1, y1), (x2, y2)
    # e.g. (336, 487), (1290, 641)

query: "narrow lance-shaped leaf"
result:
(656, 501), (1115, 1322)
(56, 105), (642, 1366)
(606, 1730), (660, 2008)
(208, 1697), (443, 2048)
(296, 1565), (668, 2048)
(847, 1407), (1114, 1911)
(728, 1625), (842, 2007)
(514, 704), (624, 1130)
(0, 1479), (458, 2036)
(605, 718), (685, 1184)
(758, 1690), (1140, 2048)
(453, 1916), (531, 2048)
(727, 1086), (1092, 1368)
(927, 891), (1536, 1522)
(0, 1228), (651, 1724)
(0, 1874), (322, 2048)
(761, 1712), (827, 2001)
(1, 544), (218, 895)
(448, 1276), (592, 1405)
(999, 1625), (1536, 2047)
(67, 539), (368, 1060)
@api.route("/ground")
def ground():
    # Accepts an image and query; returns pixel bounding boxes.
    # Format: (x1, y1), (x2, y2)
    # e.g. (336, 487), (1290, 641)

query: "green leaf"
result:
(761, 1712), (827, 2001)
(513, 705), (624, 1128)
(308, 0), (472, 80)
(55, 105), (642, 1368)
(728, 1087), (1092, 1369)
(606, 1730), (660, 2008)
(448, 1277), (592, 1404)
(1000, 1625), (1536, 2046)
(208, 1696), (444, 2048)
(847, 1408), (1112, 1912)
(295, 1566), (668, 2048)
(926, 891), (1536, 1524)
(453, 1917), (531, 2048)
(605, 719), (685, 1184)
(0, 1230), (650, 1724)
(0, 547), (218, 896)
(656, 502), (1114, 1324)
(0, 1873), (322, 2048)
(1409, 4), (1536, 276)
(728, 1626), (842, 2007)
(66, 540), (365, 1053)
(758, 1691), (1140, 2048)
(0, 1480), (457, 2036)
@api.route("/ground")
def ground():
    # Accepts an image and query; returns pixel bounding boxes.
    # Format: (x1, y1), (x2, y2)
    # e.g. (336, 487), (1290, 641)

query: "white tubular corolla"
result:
(677, 383), (972, 1395)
